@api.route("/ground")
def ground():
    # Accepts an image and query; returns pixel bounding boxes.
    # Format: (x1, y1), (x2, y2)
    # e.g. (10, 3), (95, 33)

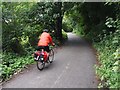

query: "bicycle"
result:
(33, 46), (54, 71)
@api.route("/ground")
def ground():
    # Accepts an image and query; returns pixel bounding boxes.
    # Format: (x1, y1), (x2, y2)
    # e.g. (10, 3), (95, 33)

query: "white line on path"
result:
(51, 62), (70, 88)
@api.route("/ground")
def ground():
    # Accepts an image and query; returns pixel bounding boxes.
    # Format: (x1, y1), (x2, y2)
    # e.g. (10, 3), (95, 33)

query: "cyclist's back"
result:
(38, 32), (52, 46)
(37, 29), (54, 52)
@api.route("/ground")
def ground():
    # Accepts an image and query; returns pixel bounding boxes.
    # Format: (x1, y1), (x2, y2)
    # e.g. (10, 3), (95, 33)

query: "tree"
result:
(2, 2), (35, 53)
(27, 2), (75, 42)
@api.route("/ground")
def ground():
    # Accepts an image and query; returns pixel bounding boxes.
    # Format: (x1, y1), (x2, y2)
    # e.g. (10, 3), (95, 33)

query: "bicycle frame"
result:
(33, 46), (55, 71)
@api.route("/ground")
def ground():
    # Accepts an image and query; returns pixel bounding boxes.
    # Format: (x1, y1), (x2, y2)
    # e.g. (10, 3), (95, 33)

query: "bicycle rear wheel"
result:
(49, 49), (54, 63)
(37, 61), (45, 71)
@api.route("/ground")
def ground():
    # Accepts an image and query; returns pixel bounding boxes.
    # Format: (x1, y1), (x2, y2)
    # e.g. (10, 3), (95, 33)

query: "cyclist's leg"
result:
(44, 46), (50, 60)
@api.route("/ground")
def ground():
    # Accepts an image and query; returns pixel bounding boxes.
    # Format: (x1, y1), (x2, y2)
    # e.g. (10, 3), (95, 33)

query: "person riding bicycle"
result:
(37, 29), (55, 59)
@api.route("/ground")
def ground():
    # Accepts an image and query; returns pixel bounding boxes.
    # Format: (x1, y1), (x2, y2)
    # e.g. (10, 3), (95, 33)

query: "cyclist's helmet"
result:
(43, 29), (49, 33)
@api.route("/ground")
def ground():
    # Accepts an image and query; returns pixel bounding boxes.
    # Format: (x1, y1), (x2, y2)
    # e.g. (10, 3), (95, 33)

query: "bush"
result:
(94, 19), (120, 88)
(1, 52), (34, 82)
(62, 29), (68, 40)
(62, 22), (73, 32)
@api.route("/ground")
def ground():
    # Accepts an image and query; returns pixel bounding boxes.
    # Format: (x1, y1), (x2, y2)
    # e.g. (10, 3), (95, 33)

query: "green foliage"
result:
(94, 19), (120, 88)
(27, 2), (56, 29)
(105, 18), (117, 28)
(62, 22), (73, 32)
(2, 2), (35, 53)
(2, 2), (69, 53)
(113, 48), (120, 60)
(93, 14), (120, 88)
(24, 25), (43, 47)
(64, 3), (118, 41)
(1, 52), (34, 81)
(62, 29), (68, 40)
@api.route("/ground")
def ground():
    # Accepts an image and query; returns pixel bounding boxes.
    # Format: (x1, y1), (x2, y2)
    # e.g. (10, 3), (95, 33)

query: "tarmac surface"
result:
(2, 33), (98, 88)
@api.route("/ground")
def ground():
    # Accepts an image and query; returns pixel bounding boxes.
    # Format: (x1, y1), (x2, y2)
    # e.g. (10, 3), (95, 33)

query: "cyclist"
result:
(37, 29), (55, 60)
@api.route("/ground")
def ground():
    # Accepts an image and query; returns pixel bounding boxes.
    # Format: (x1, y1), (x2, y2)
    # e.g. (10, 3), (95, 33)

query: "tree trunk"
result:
(55, 2), (63, 42)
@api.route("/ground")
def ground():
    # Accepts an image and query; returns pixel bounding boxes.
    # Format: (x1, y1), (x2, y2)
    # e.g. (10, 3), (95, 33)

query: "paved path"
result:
(2, 33), (97, 88)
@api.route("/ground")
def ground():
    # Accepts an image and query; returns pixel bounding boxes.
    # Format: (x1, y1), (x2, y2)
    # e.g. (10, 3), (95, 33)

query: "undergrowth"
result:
(93, 18), (120, 88)
(0, 50), (34, 82)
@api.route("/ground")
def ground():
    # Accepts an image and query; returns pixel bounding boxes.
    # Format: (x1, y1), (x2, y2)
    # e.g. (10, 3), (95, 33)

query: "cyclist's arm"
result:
(48, 34), (54, 46)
